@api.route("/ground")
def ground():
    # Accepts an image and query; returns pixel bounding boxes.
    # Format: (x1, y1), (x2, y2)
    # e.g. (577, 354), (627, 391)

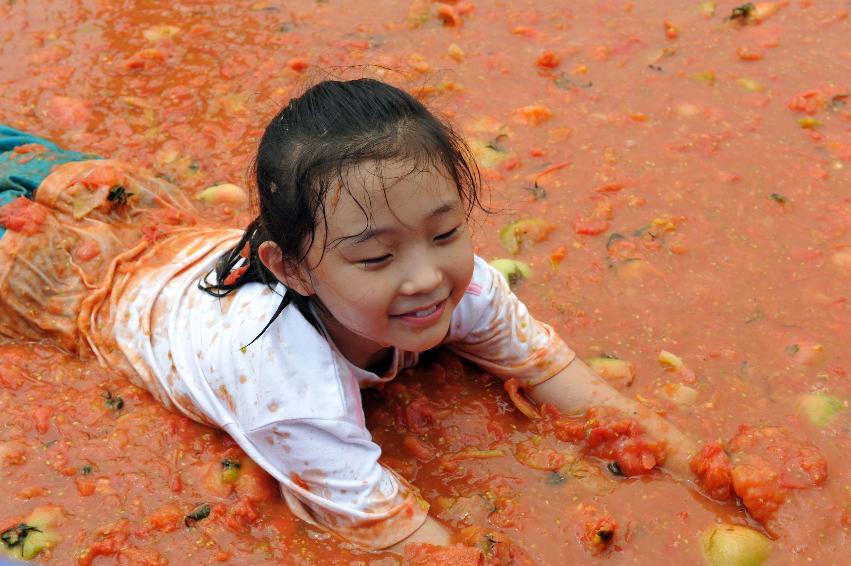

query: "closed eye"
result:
(359, 254), (391, 266)
(434, 226), (461, 241)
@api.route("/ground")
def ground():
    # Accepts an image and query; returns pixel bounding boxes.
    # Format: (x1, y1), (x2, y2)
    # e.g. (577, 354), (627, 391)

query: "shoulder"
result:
(186, 292), (356, 430)
(447, 255), (502, 338)
(116, 242), (356, 432)
(460, 255), (501, 304)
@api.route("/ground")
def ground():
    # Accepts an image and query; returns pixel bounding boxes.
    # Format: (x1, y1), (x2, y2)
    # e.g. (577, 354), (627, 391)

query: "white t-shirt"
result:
(99, 228), (574, 548)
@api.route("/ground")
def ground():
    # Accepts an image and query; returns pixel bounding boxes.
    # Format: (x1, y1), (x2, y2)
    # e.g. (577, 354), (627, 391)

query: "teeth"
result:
(413, 304), (438, 317)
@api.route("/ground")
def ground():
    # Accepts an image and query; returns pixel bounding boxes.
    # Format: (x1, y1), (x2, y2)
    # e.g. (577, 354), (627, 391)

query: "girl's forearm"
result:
(530, 357), (697, 478)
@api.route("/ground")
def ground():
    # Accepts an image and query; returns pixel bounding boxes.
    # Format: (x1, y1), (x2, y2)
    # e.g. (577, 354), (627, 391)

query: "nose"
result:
(399, 252), (443, 296)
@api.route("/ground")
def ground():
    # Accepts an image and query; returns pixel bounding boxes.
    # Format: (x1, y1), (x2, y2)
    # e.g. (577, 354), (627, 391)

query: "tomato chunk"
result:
(571, 215), (609, 235)
(726, 425), (828, 528)
(404, 543), (483, 565)
(551, 407), (667, 476)
(0, 197), (48, 235)
(690, 442), (733, 500)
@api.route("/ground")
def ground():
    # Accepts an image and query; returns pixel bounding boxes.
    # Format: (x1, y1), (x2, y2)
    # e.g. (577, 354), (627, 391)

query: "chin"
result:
(390, 307), (455, 352)
(404, 328), (448, 353)
(408, 341), (442, 354)
(411, 328), (449, 353)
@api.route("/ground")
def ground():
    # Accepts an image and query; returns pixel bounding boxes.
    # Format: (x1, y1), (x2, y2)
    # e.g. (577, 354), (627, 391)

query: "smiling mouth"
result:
(393, 298), (447, 321)
(409, 304), (439, 317)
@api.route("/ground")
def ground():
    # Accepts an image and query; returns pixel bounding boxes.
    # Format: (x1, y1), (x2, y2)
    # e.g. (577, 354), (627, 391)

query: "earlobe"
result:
(257, 241), (314, 296)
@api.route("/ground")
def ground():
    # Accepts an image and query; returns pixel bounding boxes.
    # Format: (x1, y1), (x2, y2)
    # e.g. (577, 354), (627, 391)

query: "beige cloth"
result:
(0, 160), (200, 362)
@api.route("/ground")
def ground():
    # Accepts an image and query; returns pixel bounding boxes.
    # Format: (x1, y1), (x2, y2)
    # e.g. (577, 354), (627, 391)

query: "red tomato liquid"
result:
(1, 1), (849, 564)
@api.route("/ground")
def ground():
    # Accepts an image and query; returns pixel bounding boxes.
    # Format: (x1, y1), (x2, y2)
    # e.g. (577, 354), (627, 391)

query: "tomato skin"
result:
(404, 542), (483, 566)
(223, 265), (248, 285)
(225, 498), (258, 532)
(514, 438), (568, 471)
(730, 460), (786, 523)
(663, 20), (678, 39)
(0, 442), (27, 466)
(0, 197), (48, 234)
(140, 208), (193, 242)
(616, 441), (660, 475)
(488, 498), (526, 529)
(404, 396), (437, 433)
(516, 105), (553, 126)
(43, 95), (93, 130)
(436, 4), (463, 27)
(33, 405), (52, 434)
(571, 216), (609, 235)
(74, 240), (101, 262)
(234, 458), (278, 502)
(287, 57), (309, 72)
(202, 460), (234, 498)
(124, 47), (165, 70)
(77, 165), (122, 189)
(403, 434), (436, 462)
(783, 446), (827, 487)
(548, 244), (567, 266)
(581, 516), (618, 553)
(690, 442), (734, 500)
(552, 418), (586, 443)
(788, 90), (823, 114)
(77, 539), (118, 566)
(551, 409), (666, 476)
(77, 518), (130, 566)
(594, 181), (624, 193)
(145, 503), (182, 533)
(504, 378), (541, 419)
(724, 425), (829, 528)
(536, 51), (561, 69)
(75, 476), (97, 497)
(290, 472), (309, 491)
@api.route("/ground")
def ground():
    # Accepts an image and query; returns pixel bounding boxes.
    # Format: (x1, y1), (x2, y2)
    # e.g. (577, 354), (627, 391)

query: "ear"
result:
(257, 241), (314, 297)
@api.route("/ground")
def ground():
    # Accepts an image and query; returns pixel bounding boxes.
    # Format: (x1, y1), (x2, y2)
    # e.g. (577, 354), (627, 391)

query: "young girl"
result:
(0, 79), (695, 550)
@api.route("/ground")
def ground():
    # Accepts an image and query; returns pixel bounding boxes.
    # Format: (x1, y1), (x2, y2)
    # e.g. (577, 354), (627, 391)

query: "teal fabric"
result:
(0, 125), (99, 237)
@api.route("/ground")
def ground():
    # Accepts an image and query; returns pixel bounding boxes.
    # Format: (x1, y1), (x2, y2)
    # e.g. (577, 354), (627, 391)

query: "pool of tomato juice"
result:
(0, 0), (849, 564)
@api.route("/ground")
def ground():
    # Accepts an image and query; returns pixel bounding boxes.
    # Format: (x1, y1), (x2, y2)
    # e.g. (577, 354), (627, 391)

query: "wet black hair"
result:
(199, 78), (483, 341)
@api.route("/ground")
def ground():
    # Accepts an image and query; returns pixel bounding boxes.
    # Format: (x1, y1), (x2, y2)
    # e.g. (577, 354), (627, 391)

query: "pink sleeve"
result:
(445, 256), (575, 388)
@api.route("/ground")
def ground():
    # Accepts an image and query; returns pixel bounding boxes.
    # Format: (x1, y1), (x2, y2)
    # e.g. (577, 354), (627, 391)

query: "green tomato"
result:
(701, 524), (770, 566)
(498, 218), (554, 255)
(221, 458), (241, 484)
(489, 258), (532, 288)
(1, 506), (63, 560)
(799, 393), (845, 426)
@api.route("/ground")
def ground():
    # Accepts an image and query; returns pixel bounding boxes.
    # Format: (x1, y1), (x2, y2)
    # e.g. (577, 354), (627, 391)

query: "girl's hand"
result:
(530, 357), (698, 479)
(388, 515), (451, 553)
(387, 516), (484, 565)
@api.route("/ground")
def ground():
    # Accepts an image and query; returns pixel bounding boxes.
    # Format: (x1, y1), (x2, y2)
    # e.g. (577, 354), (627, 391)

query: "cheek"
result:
(316, 274), (390, 321)
(453, 266), (474, 305)
(450, 241), (475, 289)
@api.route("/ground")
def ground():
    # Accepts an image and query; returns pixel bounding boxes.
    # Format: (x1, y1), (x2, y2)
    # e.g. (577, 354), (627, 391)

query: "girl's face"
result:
(297, 160), (474, 367)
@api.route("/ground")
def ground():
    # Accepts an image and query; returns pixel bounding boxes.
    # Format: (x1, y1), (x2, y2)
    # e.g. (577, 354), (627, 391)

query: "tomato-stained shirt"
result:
(101, 230), (574, 549)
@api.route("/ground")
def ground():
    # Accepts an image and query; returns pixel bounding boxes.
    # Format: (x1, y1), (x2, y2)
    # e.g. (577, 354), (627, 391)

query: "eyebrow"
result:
(347, 201), (459, 245)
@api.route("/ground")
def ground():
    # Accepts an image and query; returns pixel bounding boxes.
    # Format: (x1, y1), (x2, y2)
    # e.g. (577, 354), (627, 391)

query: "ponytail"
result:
(199, 218), (270, 296)
(198, 219), (318, 341)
